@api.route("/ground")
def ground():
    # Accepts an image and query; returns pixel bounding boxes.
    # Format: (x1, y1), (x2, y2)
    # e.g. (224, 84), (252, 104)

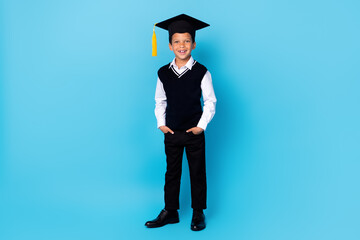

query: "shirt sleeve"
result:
(197, 71), (217, 131)
(154, 77), (167, 128)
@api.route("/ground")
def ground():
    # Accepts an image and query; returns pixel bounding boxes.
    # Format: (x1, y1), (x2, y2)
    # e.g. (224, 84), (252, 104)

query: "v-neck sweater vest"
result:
(158, 61), (208, 131)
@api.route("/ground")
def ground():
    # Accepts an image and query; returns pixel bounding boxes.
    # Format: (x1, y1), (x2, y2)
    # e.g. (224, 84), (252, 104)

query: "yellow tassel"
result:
(152, 24), (157, 57)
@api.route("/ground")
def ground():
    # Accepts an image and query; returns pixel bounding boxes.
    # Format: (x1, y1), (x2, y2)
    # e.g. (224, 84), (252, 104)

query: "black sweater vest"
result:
(158, 61), (207, 131)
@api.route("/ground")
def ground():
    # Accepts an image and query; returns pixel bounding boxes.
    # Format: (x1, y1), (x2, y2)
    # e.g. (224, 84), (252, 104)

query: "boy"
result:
(145, 14), (216, 231)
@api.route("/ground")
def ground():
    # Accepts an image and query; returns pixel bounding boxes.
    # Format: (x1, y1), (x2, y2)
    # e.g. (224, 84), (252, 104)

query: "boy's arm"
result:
(197, 71), (217, 131)
(154, 77), (167, 128)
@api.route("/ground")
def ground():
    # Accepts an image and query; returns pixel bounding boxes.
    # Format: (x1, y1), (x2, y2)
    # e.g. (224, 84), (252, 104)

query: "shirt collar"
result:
(169, 56), (195, 70)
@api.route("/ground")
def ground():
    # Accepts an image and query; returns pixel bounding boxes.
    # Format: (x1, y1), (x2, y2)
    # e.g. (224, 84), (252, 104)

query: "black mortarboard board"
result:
(152, 14), (210, 56)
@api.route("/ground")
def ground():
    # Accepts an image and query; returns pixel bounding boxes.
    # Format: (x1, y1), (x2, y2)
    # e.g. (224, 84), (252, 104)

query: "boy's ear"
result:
(169, 43), (173, 51)
(192, 42), (196, 50)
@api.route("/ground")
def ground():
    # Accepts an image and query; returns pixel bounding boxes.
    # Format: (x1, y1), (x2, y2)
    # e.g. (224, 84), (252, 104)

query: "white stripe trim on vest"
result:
(170, 61), (197, 79)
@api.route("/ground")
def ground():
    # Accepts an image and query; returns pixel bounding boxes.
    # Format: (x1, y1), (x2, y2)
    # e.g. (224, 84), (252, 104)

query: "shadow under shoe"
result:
(145, 209), (179, 228)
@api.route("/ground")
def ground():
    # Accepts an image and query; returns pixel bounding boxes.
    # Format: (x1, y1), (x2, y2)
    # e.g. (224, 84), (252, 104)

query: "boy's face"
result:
(169, 32), (196, 62)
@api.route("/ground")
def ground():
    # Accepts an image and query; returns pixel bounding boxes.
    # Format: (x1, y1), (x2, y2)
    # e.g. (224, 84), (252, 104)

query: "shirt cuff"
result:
(157, 119), (166, 128)
(197, 118), (208, 131)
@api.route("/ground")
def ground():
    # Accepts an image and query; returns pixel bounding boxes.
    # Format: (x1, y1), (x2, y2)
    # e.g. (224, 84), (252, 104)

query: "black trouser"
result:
(164, 131), (207, 210)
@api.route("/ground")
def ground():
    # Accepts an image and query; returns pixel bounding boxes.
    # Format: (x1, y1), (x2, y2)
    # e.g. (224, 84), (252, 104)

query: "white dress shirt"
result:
(155, 56), (217, 131)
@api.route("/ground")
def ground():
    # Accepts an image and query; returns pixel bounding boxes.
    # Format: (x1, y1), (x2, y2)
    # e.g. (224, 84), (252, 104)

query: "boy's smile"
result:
(169, 33), (196, 68)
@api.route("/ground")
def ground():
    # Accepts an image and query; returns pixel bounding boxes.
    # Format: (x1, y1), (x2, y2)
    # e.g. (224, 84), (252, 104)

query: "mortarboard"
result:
(152, 14), (210, 56)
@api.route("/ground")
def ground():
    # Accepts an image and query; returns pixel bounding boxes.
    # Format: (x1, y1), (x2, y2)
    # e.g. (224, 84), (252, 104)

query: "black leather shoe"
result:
(191, 212), (206, 231)
(145, 209), (179, 228)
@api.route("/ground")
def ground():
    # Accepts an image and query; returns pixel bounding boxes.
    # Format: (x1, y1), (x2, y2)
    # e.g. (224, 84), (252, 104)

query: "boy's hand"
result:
(159, 126), (174, 134)
(186, 127), (204, 135)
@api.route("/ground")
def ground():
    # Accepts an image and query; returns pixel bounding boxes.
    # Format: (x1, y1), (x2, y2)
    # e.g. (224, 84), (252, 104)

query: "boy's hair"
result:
(169, 32), (195, 44)
(167, 19), (196, 44)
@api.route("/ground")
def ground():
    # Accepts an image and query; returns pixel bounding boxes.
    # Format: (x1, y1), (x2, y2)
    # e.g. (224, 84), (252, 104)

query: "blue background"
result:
(1, 0), (359, 239)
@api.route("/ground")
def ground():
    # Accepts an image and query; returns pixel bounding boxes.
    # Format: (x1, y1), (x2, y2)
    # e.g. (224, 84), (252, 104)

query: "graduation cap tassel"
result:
(152, 23), (157, 57)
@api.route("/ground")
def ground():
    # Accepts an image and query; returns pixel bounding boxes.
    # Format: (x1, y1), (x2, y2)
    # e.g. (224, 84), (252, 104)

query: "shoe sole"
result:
(145, 218), (179, 228)
(191, 226), (206, 231)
